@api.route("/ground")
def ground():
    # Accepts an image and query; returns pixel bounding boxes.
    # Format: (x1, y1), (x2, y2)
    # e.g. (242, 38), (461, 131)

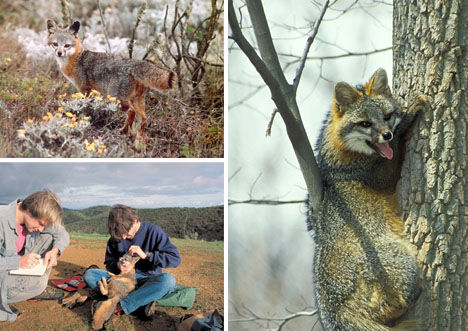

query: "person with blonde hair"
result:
(0, 190), (70, 322)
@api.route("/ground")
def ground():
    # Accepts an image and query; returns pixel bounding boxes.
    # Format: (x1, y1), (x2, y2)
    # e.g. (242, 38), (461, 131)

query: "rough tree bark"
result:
(394, 1), (468, 330)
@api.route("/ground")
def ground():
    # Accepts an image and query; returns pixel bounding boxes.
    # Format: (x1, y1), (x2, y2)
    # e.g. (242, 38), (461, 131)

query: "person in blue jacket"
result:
(83, 204), (180, 318)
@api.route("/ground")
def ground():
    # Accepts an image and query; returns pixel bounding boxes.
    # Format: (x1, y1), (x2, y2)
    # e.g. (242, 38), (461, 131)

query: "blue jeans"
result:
(83, 269), (176, 314)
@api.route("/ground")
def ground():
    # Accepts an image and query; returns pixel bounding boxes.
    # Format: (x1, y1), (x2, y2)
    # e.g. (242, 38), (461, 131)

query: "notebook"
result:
(9, 258), (47, 276)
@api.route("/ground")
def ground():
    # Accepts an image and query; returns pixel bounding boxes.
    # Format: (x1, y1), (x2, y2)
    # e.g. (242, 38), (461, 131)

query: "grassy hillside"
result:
(64, 205), (224, 241)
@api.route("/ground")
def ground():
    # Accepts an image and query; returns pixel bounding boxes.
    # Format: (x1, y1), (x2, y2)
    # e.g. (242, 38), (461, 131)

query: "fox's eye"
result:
(384, 114), (392, 121)
(64, 44), (71, 48)
(52, 42), (58, 47)
(359, 121), (372, 128)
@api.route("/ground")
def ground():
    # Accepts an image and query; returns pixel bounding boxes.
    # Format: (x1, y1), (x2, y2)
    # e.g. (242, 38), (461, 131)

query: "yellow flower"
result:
(83, 116), (91, 121)
(28, 87), (33, 91)
(68, 123), (76, 129)
(56, 112), (62, 118)
(65, 112), (74, 118)
(107, 95), (116, 102)
(17, 129), (26, 139)
(57, 106), (64, 112)
(86, 143), (96, 151)
(46, 112), (53, 120)
(10, 94), (17, 99)
(5, 58), (11, 62)
(71, 92), (85, 99)
(90, 89), (101, 96)
(58, 93), (67, 99)
(27, 119), (34, 124)
(42, 115), (49, 121)
(95, 96), (103, 101)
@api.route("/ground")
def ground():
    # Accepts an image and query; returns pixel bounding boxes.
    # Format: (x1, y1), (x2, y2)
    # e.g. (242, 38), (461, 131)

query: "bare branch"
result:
(230, 307), (318, 330)
(292, 0), (329, 94)
(265, 108), (278, 136)
(229, 198), (306, 205)
(97, 0), (111, 53)
(280, 46), (392, 62)
(129, 0), (147, 58)
(229, 0), (323, 211)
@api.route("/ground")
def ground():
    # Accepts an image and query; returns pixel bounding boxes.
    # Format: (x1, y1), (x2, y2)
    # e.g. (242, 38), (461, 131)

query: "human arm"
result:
(138, 227), (180, 269)
(43, 224), (70, 255)
(42, 225), (70, 268)
(104, 238), (121, 274)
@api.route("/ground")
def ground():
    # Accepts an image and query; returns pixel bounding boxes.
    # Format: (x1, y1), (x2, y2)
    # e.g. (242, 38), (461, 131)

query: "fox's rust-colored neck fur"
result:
(62, 37), (82, 78)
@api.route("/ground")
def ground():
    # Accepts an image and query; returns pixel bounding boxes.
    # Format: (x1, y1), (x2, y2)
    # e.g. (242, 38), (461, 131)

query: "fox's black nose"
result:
(382, 131), (393, 141)
(57, 51), (62, 57)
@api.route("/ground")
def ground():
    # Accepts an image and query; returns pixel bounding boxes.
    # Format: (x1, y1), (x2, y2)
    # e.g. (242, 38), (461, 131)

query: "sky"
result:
(0, 161), (224, 209)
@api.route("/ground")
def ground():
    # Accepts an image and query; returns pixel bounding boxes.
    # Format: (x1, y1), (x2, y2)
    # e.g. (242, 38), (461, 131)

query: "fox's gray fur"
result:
(92, 254), (140, 330)
(307, 69), (428, 330)
(46, 19), (176, 136)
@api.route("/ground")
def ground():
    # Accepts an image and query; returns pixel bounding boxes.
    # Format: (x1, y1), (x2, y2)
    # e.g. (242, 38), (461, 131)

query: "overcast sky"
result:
(0, 161), (224, 209)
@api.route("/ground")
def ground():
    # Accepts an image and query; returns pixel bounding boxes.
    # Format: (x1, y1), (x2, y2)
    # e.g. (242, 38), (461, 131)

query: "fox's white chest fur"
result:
(54, 55), (79, 89)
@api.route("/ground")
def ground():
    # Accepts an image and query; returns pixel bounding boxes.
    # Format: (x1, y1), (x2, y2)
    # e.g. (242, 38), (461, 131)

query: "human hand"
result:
(127, 245), (147, 259)
(44, 247), (60, 269)
(19, 253), (41, 269)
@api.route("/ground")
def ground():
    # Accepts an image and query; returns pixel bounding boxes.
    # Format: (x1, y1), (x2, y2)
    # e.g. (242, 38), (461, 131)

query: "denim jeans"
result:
(83, 269), (177, 314)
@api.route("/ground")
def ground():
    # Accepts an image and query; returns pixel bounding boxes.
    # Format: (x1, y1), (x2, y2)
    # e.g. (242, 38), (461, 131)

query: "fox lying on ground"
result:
(46, 19), (177, 138)
(91, 254), (140, 330)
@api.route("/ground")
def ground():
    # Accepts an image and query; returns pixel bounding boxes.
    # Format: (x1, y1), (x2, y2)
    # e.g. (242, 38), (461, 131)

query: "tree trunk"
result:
(393, 1), (468, 330)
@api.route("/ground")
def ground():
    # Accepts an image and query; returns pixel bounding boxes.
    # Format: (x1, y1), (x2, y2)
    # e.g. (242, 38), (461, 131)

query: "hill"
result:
(64, 205), (224, 241)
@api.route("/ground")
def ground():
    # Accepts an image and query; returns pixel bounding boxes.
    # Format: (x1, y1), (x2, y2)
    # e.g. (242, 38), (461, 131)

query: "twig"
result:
(292, 0), (329, 95)
(228, 198), (307, 206)
(265, 108), (278, 136)
(129, 0), (147, 59)
(97, 0), (111, 53)
(60, 0), (72, 26)
(229, 0), (323, 211)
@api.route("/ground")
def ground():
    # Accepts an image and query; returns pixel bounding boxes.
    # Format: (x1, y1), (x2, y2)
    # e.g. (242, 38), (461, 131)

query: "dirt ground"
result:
(1, 237), (224, 330)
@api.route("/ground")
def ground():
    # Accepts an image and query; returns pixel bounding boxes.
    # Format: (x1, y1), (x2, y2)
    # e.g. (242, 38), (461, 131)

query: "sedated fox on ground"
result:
(46, 19), (177, 138)
(307, 68), (428, 330)
(91, 253), (140, 330)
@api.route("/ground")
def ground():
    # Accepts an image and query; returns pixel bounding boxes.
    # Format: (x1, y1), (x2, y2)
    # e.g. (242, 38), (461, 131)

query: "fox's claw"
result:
(98, 277), (109, 296)
(408, 95), (429, 115)
(60, 292), (88, 309)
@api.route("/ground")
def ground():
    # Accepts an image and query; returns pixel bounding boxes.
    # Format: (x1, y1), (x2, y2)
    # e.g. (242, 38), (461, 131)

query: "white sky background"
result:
(228, 1), (392, 329)
(0, 162), (223, 209)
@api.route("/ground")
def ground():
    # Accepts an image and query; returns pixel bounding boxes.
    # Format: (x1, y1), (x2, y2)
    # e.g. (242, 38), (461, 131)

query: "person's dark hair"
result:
(108, 204), (138, 240)
(20, 190), (63, 226)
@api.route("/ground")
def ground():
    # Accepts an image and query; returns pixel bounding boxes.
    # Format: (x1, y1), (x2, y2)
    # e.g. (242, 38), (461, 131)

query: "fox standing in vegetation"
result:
(307, 68), (428, 330)
(91, 253), (140, 330)
(46, 19), (177, 138)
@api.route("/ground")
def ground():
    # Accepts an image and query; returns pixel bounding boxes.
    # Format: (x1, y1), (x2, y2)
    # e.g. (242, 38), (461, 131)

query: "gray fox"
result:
(91, 254), (140, 330)
(46, 19), (177, 137)
(307, 68), (428, 330)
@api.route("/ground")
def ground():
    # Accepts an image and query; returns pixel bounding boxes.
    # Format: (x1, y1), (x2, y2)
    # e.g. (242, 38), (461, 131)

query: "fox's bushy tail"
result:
(132, 60), (177, 91)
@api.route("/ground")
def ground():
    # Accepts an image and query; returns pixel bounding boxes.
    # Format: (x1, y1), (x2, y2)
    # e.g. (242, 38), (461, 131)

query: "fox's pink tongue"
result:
(375, 142), (393, 159)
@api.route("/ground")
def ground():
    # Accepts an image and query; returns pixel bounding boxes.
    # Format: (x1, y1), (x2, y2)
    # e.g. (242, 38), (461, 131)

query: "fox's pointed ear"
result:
(334, 82), (362, 110)
(69, 21), (80, 36)
(365, 68), (392, 97)
(46, 19), (57, 34)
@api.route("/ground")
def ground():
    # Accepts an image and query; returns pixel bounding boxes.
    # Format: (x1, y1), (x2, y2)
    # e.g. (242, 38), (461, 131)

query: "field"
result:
(2, 233), (224, 331)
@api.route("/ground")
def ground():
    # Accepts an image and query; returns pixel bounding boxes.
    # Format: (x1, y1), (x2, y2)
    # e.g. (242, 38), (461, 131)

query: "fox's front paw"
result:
(97, 277), (109, 296)
(408, 95), (429, 115)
